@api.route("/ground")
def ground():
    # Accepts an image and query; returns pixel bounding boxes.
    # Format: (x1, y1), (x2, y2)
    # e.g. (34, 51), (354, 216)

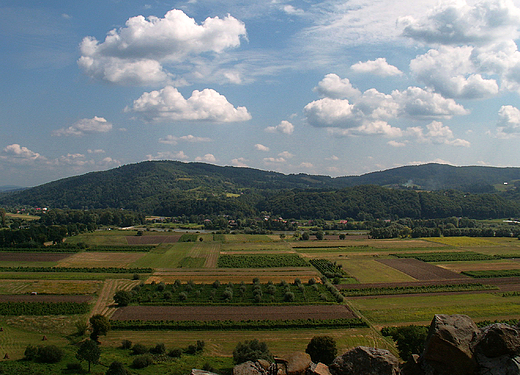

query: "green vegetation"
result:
(392, 251), (496, 262)
(341, 283), (497, 297)
(217, 254), (309, 268)
(305, 335), (337, 365)
(381, 325), (428, 360)
(309, 259), (348, 278)
(0, 266), (152, 273)
(0, 302), (89, 315)
(462, 269), (520, 278)
(233, 339), (272, 364)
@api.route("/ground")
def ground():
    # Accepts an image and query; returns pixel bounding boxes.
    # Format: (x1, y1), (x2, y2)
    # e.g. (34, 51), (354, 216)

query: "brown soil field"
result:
(437, 260), (520, 273)
(0, 252), (72, 262)
(57, 252), (145, 268)
(111, 304), (357, 321)
(0, 295), (92, 303)
(126, 235), (181, 245)
(377, 258), (469, 281)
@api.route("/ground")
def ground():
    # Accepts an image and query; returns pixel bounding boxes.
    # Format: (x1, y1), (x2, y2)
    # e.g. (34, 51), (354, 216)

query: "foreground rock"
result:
(329, 346), (400, 375)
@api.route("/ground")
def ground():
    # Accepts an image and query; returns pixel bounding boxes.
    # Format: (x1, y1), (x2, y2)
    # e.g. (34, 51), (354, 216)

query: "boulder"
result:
(421, 314), (479, 375)
(283, 352), (312, 375)
(476, 353), (520, 375)
(329, 346), (400, 375)
(307, 362), (332, 375)
(475, 323), (520, 358)
(191, 370), (220, 375)
(233, 361), (268, 375)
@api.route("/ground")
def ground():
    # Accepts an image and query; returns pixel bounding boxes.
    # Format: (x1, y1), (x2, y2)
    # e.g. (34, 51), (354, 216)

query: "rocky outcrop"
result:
(283, 352), (312, 375)
(329, 346), (401, 375)
(232, 361), (269, 375)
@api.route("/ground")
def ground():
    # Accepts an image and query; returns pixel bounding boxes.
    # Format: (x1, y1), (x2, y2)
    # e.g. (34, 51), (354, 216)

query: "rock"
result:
(307, 362), (332, 375)
(283, 352), (312, 375)
(400, 354), (421, 375)
(421, 314), (479, 375)
(476, 323), (520, 358)
(257, 359), (271, 370)
(191, 370), (220, 375)
(476, 353), (520, 375)
(233, 361), (268, 375)
(329, 346), (400, 375)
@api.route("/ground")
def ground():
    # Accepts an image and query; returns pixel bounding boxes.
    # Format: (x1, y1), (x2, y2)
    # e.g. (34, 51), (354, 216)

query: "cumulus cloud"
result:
(265, 120), (294, 134)
(127, 86), (251, 122)
(283, 5), (305, 16)
(146, 151), (189, 160)
(406, 121), (471, 146)
(52, 116), (112, 136)
(350, 58), (402, 77)
(231, 157), (248, 167)
(195, 153), (217, 162)
(1, 144), (43, 162)
(255, 144), (270, 152)
(388, 140), (407, 147)
(410, 46), (499, 99)
(299, 162), (314, 168)
(87, 149), (105, 154)
(392, 87), (469, 118)
(264, 157), (286, 163)
(399, 0), (520, 46)
(278, 151), (294, 158)
(494, 105), (520, 138)
(328, 121), (403, 138)
(78, 9), (247, 85)
(313, 74), (361, 99)
(159, 134), (213, 144)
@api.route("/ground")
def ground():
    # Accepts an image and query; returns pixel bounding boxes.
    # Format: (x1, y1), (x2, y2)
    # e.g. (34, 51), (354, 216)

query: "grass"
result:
(0, 280), (102, 295)
(337, 257), (415, 283)
(130, 243), (193, 269)
(178, 257), (206, 268)
(421, 237), (498, 247)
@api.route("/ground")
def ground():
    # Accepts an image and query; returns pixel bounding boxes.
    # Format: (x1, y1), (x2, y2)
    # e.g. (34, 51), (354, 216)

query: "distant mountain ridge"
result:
(1, 161), (520, 218)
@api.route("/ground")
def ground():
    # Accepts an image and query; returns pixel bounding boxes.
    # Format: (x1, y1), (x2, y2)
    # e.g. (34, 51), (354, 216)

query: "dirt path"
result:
(90, 279), (140, 318)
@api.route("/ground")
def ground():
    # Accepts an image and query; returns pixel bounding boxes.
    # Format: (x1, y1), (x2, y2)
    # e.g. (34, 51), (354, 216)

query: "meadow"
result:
(1, 230), (520, 373)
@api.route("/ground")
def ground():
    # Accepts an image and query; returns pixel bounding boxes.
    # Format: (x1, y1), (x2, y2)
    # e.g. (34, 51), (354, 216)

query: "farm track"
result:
(91, 279), (140, 318)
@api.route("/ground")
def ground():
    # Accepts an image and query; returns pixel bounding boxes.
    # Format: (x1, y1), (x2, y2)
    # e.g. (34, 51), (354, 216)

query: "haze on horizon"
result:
(2, 0), (520, 187)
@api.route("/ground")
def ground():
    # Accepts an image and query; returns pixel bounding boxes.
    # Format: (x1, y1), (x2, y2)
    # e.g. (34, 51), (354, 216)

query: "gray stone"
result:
(421, 314), (479, 375)
(477, 353), (520, 375)
(307, 362), (332, 375)
(329, 346), (400, 375)
(283, 352), (312, 375)
(476, 323), (520, 358)
(233, 361), (267, 375)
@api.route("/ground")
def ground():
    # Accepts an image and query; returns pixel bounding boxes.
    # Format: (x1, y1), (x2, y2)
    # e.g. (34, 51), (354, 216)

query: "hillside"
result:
(1, 161), (520, 219)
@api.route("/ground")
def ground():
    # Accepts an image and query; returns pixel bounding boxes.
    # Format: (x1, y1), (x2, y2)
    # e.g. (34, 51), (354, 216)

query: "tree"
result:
(381, 325), (428, 360)
(36, 345), (64, 363)
(76, 339), (101, 372)
(90, 314), (110, 342)
(113, 290), (132, 307)
(106, 361), (129, 375)
(233, 339), (273, 364)
(305, 335), (337, 365)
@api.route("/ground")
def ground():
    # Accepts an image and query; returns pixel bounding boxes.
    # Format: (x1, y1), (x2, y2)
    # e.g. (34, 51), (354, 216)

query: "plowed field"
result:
(377, 258), (469, 281)
(111, 305), (357, 321)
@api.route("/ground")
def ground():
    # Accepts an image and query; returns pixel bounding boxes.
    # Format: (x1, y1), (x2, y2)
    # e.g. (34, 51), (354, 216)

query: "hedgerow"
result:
(310, 259), (348, 278)
(462, 270), (520, 278)
(342, 283), (496, 297)
(392, 251), (495, 262)
(0, 301), (89, 315)
(110, 318), (368, 331)
(217, 254), (309, 268)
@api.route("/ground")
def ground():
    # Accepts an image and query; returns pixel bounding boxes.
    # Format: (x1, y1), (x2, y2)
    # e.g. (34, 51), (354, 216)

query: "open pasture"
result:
(336, 257), (415, 283)
(57, 252), (145, 268)
(126, 234), (181, 244)
(130, 243), (193, 269)
(187, 242), (221, 268)
(422, 237), (498, 247)
(112, 304), (357, 321)
(350, 292), (520, 325)
(223, 234), (274, 243)
(0, 279), (101, 295)
(377, 258), (470, 281)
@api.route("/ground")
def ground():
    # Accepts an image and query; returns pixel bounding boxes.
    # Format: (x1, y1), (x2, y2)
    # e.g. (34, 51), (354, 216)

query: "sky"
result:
(2, 0), (520, 187)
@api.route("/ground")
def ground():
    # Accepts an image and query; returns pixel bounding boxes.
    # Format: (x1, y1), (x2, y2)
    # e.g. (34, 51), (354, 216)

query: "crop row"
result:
(392, 251), (495, 262)
(217, 254), (309, 268)
(309, 259), (348, 278)
(125, 279), (338, 305)
(462, 270), (520, 278)
(341, 283), (496, 297)
(0, 247), (79, 253)
(110, 318), (368, 331)
(0, 266), (153, 273)
(0, 302), (89, 315)
(87, 246), (155, 252)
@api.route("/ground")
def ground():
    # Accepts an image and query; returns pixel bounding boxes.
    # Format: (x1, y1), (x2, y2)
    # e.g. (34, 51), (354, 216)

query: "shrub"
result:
(106, 361), (130, 375)
(132, 354), (153, 369)
(196, 340), (205, 352)
(179, 292), (188, 301)
(75, 320), (89, 336)
(202, 362), (215, 372)
(381, 325), (428, 360)
(66, 362), (83, 371)
(305, 335), (337, 365)
(121, 340), (132, 349)
(150, 343), (166, 355)
(90, 314), (110, 342)
(132, 343), (148, 355)
(113, 290), (132, 307)
(24, 345), (38, 360)
(233, 339), (273, 364)
(37, 345), (64, 363)
(284, 292), (295, 302)
(185, 344), (197, 355)
(168, 348), (182, 358)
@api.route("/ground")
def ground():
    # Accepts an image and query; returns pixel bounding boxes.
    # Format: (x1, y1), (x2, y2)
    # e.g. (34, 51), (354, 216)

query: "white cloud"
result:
(350, 58), (402, 77)
(87, 149), (105, 154)
(326, 155), (339, 161)
(410, 46), (499, 99)
(494, 105), (520, 138)
(265, 120), (294, 134)
(313, 74), (361, 99)
(392, 87), (469, 118)
(52, 116), (112, 136)
(78, 9), (247, 85)
(146, 151), (189, 160)
(127, 86), (252, 122)
(387, 140), (407, 147)
(283, 5), (305, 16)
(399, 0), (520, 46)
(278, 151), (294, 158)
(255, 144), (270, 152)
(299, 162), (313, 168)
(263, 157), (286, 163)
(159, 134), (213, 144)
(328, 121), (403, 138)
(195, 153), (217, 162)
(231, 157), (248, 167)
(1, 144), (43, 162)
(406, 121), (471, 147)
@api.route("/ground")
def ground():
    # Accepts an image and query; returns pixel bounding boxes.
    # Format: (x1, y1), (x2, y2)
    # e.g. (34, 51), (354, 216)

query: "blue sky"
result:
(2, 0), (520, 187)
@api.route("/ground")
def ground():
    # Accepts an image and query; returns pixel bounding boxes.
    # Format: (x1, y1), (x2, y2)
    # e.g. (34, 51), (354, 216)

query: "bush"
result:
(305, 335), (337, 365)
(106, 361), (130, 375)
(66, 362), (83, 371)
(114, 290), (132, 307)
(132, 354), (153, 369)
(196, 340), (205, 352)
(121, 339), (132, 349)
(24, 345), (38, 360)
(36, 345), (64, 363)
(168, 348), (183, 358)
(185, 344), (197, 355)
(233, 339), (273, 364)
(381, 325), (428, 360)
(150, 343), (166, 355)
(75, 320), (88, 336)
(132, 343), (148, 355)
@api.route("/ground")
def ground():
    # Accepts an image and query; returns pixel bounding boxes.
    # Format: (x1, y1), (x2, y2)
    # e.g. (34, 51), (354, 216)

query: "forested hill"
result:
(2, 160), (520, 220)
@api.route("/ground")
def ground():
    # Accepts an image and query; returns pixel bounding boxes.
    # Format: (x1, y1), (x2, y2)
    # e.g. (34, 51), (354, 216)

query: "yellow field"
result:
(337, 257), (416, 283)
(0, 280), (102, 295)
(57, 252), (146, 268)
(422, 236), (498, 247)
